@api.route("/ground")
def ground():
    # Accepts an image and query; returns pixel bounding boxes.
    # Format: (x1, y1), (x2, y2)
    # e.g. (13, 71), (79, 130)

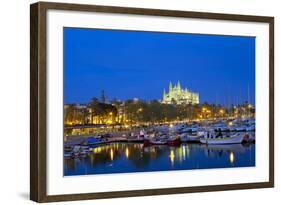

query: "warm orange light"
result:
(219, 109), (225, 115)
(125, 147), (129, 158)
(110, 149), (114, 160)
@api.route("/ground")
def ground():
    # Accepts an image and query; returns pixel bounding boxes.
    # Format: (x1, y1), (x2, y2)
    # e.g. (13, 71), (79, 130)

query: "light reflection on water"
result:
(229, 151), (235, 164)
(64, 143), (255, 176)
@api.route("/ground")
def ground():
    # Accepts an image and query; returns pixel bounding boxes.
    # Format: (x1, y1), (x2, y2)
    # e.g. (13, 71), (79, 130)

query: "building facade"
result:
(162, 81), (199, 105)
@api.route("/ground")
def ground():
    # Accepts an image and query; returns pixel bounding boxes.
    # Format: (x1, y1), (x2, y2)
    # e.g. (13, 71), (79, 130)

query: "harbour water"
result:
(64, 142), (255, 176)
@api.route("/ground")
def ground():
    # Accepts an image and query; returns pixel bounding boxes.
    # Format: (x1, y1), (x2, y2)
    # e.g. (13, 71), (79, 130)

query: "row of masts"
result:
(215, 84), (252, 108)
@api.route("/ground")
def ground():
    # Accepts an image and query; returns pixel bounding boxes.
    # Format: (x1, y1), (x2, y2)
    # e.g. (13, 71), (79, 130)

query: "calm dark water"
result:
(64, 142), (255, 176)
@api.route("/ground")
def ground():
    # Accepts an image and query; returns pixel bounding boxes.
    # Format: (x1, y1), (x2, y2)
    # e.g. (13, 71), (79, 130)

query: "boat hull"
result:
(200, 133), (245, 145)
(167, 138), (181, 146)
(144, 139), (167, 146)
(180, 135), (201, 143)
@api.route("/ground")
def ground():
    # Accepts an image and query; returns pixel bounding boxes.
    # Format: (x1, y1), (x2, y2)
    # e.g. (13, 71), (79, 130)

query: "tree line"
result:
(64, 97), (252, 126)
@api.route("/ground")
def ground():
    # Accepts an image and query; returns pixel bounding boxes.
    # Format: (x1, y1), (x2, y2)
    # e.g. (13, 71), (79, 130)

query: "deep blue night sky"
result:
(64, 27), (255, 105)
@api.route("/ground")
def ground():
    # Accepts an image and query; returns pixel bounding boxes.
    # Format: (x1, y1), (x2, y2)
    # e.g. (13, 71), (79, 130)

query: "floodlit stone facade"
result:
(162, 81), (199, 105)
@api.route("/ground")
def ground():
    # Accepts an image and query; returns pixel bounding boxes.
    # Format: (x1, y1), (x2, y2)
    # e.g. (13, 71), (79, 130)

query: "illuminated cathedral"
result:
(162, 81), (199, 105)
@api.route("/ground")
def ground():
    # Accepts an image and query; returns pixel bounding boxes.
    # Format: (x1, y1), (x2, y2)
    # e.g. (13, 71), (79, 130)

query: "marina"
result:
(64, 118), (256, 175)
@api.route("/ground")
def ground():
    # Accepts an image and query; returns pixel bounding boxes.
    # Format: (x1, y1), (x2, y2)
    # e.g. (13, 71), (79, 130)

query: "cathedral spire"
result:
(169, 81), (173, 92)
(177, 80), (181, 89)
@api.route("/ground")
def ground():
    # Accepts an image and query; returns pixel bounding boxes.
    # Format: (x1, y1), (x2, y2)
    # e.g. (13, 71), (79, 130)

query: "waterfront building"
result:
(162, 81), (199, 105)
(64, 104), (88, 125)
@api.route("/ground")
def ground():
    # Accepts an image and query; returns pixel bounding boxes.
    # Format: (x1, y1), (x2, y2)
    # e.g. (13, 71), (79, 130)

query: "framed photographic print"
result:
(30, 1), (274, 202)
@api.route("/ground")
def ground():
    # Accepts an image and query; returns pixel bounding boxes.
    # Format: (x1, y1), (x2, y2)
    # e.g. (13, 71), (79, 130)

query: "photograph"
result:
(63, 27), (256, 176)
